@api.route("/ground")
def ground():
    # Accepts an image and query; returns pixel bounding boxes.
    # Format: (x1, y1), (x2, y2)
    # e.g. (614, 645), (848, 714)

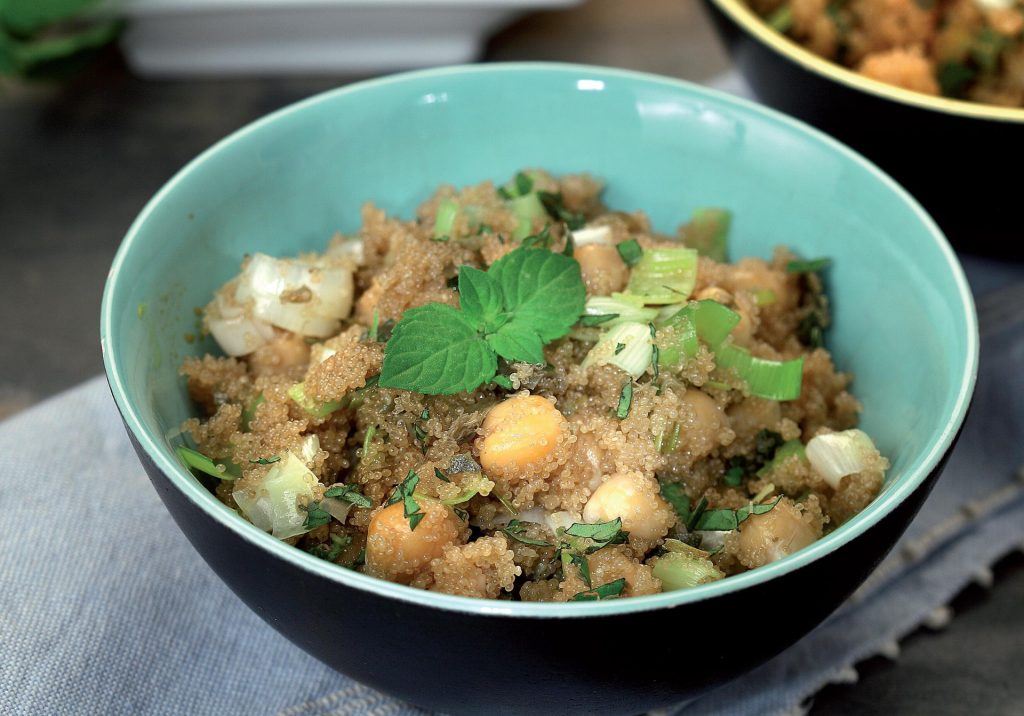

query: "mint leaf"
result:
(379, 304), (496, 394)
(486, 318), (545, 364)
(488, 248), (585, 342)
(381, 245), (584, 395)
(458, 265), (503, 330)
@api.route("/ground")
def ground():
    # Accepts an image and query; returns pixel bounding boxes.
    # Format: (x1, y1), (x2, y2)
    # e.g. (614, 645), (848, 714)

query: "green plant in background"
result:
(0, 0), (121, 79)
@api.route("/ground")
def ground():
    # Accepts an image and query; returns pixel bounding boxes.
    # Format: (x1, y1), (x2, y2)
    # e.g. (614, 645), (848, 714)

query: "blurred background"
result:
(0, 1), (1020, 713)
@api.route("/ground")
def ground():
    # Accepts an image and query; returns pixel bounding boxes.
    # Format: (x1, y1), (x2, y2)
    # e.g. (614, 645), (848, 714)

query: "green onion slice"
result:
(626, 247), (698, 305)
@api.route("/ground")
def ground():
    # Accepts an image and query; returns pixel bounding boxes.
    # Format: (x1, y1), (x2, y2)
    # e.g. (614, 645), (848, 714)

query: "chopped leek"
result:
(681, 208), (731, 262)
(679, 299), (741, 346)
(626, 247), (698, 304)
(583, 321), (654, 379)
(433, 198), (459, 241)
(805, 429), (886, 489)
(287, 382), (342, 418)
(571, 225), (613, 247)
(440, 473), (495, 505)
(240, 393), (265, 432)
(715, 344), (804, 401)
(176, 446), (241, 480)
(232, 452), (321, 539)
(756, 440), (808, 478)
(509, 193), (547, 241)
(582, 294), (658, 328)
(652, 551), (724, 590)
(655, 312), (698, 367)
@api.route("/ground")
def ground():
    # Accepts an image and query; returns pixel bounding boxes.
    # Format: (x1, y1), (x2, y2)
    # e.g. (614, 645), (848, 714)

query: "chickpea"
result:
(678, 389), (727, 459)
(478, 394), (566, 480)
(730, 499), (819, 569)
(583, 472), (674, 542)
(365, 501), (461, 584)
(575, 244), (629, 296)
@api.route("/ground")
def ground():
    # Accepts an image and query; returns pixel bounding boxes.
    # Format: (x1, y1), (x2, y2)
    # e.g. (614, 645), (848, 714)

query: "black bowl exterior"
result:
(120, 406), (958, 716)
(703, 1), (1022, 257)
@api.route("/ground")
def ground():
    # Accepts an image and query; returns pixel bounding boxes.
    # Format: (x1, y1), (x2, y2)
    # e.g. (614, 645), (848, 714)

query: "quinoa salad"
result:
(177, 170), (889, 602)
(748, 0), (1024, 107)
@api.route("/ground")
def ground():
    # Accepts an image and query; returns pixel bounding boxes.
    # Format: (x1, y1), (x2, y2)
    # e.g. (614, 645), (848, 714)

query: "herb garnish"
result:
(386, 470), (425, 530)
(786, 257), (830, 274)
(660, 482), (691, 522)
(538, 191), (586, 230)
(324, 483), (373, 508)
(249, 456), (281, 465)
(580, 313), (619, 327)
(502, 519), (553, 547)
(307, 534), (352, 562)
(558, 519), (629, 587)
(685, 496), (709, 531)
(616, 381), (633, 419)
(434, 467), (450, 483)
(617, 239), (643, 267)
(379, 246), (585, 394)
(692, 496), (783, 531)
(302, 501), (333, 529)
(571, 578), (627, 601)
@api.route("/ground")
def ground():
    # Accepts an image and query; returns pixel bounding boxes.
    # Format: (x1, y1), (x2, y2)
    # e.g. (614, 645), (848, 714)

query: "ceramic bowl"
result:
(703, 0), (1024, 255)
(101, 63), (978, 716)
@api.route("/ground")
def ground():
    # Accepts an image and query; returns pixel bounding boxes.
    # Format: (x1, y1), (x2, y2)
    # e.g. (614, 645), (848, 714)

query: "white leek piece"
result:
(806, 429), (886, 489)
(583, 321), (653, 379)
(232, 452), (320, 539)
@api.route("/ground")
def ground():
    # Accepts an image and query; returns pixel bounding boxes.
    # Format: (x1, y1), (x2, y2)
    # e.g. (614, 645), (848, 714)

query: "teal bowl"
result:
(101, 63), (978, 715)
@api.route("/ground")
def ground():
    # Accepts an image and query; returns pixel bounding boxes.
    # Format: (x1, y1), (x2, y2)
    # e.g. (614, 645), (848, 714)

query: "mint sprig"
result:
(379, 247), (585, 395)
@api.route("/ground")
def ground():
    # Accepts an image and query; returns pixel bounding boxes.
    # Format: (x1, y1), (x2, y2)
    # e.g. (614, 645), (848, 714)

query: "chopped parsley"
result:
(616, 381), (633, 419)
(323, 483), (372, 508)
(537, 190), (586, 230)
(614, 342), (626, 355)
(249, 455), (280, 465)
(723, 466), (745, 487)
(685, 496), (709, 532)
(501, 519), (553, 547)
(307, 534), (352, 562)
(786, 257), (831, 274)
(660, 482), (691, 522)
(378, 246), (585, 394)
(616, 239), (643, 267)
(557, 519), (629, 587)
(571, 578), (627, 601)
(434, 467), (450, 483)
(692, 496), (783, 531)
(301, 500), (333, 530)
(580, 313), (619, 327)
(386, 470), (425, 531)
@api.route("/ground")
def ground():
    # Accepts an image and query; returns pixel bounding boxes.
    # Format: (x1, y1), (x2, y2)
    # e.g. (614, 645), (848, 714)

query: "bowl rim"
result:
(100, 61), (979, 619)
(708, 0), (1024, 124)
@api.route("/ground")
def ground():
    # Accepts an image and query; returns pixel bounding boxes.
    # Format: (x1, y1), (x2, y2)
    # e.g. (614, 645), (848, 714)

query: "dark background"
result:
(1, 1), (1021, 712)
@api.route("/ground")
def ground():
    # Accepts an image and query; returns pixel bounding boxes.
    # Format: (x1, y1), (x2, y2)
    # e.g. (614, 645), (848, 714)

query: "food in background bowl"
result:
(179, 170), (888, 602)
(746, 0), (1024, 106)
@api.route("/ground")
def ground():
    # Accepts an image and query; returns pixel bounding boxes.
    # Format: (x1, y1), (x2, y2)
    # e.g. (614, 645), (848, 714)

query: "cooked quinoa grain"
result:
(178, 170), (888, 602)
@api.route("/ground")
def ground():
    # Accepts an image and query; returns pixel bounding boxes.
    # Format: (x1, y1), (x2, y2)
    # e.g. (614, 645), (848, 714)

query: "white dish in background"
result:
(99, 0), (584, 77)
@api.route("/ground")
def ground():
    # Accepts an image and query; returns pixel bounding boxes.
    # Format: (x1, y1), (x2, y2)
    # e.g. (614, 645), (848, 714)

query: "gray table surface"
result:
(2, 1), (1022, 713)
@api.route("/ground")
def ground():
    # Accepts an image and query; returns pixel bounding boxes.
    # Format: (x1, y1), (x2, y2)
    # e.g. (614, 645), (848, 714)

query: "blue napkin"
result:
(0, 252), (1021, 716)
